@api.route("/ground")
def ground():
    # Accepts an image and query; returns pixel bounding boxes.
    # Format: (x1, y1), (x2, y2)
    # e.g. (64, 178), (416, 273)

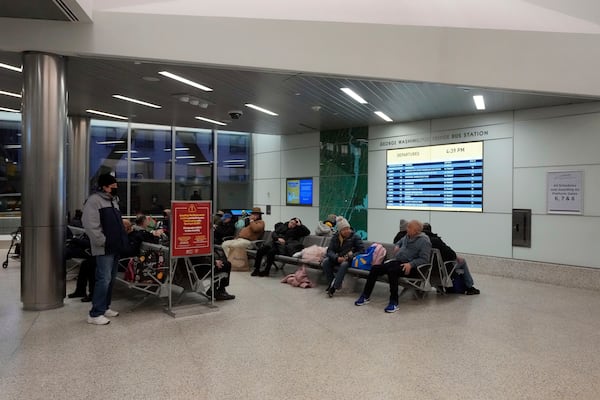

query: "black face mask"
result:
(110, 188), (118, 197)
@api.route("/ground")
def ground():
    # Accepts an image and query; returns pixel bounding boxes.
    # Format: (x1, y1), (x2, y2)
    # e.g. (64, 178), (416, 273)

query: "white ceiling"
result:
(95, 0), (600, 34)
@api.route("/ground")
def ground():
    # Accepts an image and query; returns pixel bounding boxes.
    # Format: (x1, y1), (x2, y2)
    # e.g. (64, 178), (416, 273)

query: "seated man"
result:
(321, 218), (364, 297)
(423, 223), (480, 295)
(392, 218), (408, 244)
(355, 219), (431, 313)
(214, 213), (235, 245)
(192, 251), (235, 301)
(221, 207), (265, 257)
(251, 217), (310, 277)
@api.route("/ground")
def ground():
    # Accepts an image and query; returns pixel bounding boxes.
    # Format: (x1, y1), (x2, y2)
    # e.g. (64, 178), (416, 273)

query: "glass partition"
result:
(0, 111), (22, 233)
(174, 128), (213, 201)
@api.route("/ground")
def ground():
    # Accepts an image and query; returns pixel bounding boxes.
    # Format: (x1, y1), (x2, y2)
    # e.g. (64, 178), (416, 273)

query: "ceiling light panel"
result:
(244, 103), (278, 116)
(0, 106), (20, 113)
(374, 111), (393, 122)
(113, 94), (161, 109)
(340, 87), (368, 104)
(0, 90), (21, 98)
(96, 140), (125, 145)
(0, 62), (22, 73)
(473, 95), (486, 110)
(86, 109), (128, 120)
(195, 116), (227, 126)
(159, 71), (213, 92)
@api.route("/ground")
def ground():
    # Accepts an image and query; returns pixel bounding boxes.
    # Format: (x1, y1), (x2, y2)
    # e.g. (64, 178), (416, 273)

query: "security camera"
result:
(228, 110), (243, 119)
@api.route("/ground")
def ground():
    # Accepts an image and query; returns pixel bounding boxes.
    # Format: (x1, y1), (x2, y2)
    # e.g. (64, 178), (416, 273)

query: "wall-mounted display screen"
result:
(286, 177), (313, 206)
(386, 141), (483, 212)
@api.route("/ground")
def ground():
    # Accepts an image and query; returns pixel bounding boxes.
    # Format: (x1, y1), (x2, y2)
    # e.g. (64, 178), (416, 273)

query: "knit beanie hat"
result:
(337, 218), (350, 231)
(98, 173), (117, 188)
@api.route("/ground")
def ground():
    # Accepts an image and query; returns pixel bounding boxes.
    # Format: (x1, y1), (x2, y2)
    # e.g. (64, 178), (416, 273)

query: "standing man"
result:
(82, 173), (129, 325)
(355, 220), (431, 313)
(321, 218), (364, 297)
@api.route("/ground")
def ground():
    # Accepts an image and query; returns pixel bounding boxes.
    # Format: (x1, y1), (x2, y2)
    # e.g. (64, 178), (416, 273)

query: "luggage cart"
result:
(3, 226), (21, 268)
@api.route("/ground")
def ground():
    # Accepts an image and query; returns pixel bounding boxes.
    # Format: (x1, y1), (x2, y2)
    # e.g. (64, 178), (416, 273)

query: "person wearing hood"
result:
(393, 218), (408, 244)
(355, 219), (431, 313)
(82, 173), (129, 325)
(214, 213), (235, 245)
(423, 223), (480, 295)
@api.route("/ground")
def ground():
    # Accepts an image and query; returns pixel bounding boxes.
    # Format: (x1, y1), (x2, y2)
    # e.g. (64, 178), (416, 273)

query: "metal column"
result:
(21, 52), (67, 310)
(67, 116), (90, 218)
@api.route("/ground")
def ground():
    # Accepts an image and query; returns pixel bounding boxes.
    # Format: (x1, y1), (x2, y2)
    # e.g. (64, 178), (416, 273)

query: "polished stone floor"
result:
(1, 258), (600, 400)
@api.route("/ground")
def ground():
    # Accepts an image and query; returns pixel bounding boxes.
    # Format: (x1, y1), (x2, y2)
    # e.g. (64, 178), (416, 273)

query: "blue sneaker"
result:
(354, 295), (370, 306)
(384, 302), (398, 313)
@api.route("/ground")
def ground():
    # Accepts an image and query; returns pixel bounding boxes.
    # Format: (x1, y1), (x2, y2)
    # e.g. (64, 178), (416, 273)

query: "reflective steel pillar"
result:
(21, 52), (67, 310)
(67, 116), (90, 217)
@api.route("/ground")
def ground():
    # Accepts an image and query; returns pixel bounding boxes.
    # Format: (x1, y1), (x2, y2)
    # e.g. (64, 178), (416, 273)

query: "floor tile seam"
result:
(0, 312), (40, 377)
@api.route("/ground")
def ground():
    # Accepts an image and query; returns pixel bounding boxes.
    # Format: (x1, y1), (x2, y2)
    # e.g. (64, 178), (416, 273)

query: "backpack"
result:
(351, 243), (387, 271)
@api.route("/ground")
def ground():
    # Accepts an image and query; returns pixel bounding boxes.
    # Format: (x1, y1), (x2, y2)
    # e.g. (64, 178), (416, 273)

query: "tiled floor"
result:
(1, 258), (600, 400)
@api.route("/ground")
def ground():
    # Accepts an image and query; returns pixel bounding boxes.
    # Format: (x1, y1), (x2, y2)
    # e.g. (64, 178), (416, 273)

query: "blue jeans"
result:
(90, 253), (119, 317)
(455, 258), (475, 288)
(322, 257), (351, 290)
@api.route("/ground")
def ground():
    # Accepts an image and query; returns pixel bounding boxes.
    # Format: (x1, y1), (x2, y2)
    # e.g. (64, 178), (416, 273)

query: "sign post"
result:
(167, 200), (213, 316)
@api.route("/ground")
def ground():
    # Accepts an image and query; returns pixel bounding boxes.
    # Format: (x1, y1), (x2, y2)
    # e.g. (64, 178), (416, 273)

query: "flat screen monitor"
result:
(386, 141), (483, 212)
(229, 209), (252, 216)
(286, 177), (313, 206)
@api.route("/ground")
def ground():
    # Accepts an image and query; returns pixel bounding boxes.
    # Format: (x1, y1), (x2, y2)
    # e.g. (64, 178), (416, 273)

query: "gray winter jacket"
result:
(82, 191), (128, 256)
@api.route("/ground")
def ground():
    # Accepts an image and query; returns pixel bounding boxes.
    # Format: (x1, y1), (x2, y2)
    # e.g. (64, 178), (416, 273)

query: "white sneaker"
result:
(104, 309), (119, 317)
(87, 315), (110, 325)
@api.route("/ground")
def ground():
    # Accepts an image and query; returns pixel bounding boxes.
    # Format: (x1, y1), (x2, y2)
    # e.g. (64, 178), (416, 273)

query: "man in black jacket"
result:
(322, 218), (364, 297)
(251, 217), (310, 277)
(423, 223), (480, 295)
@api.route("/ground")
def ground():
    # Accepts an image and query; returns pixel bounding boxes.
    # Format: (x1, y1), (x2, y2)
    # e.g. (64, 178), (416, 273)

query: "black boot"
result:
(250, 269), (260, 276)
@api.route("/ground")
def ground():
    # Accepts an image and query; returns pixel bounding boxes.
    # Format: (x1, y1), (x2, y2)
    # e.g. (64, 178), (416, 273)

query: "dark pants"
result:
(195, 260), (232, 291)
(362, 260), (419, 304)
(253, 244), (281, 273)
(74, 258), (96, 296)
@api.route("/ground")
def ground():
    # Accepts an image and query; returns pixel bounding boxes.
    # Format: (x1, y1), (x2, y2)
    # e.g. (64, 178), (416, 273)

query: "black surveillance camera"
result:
(228, 110), (243, 119)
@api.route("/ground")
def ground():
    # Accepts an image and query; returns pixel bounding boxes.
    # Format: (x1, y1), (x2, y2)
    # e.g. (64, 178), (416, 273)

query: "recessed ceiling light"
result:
(374, 111), (393, 122)
(96, 140), (125, 145)
(142, 76), (160, 82)
(164, 147), (190, 151)
(176, 155), (196, 159)
(114, 150), (138, 154)
(159, 71), (213, 92)
(131, 157), (151, 161)
(473, 95), (485, 110)
(0, 62), (22, 73)
(86, 109), (128, 120)
(244, 103), (278, 116)
(0, 106), (20, 113)
(113, 94), (161, 109)
(0, 90), (21, 98)
(187, 161), (212, 165)
(340, 88), (368, 104)
(3, 144), (21, 149)
(195, 116), (227, 126)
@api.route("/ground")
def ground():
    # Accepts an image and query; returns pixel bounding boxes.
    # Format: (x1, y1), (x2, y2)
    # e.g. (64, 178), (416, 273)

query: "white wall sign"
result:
(547, 171), (583, 214)
(369, 123), (512, 151)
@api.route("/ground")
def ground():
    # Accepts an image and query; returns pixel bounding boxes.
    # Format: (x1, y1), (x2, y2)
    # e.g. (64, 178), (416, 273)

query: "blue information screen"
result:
(286, 177), (313, 206)
(386, 142), (483, 212)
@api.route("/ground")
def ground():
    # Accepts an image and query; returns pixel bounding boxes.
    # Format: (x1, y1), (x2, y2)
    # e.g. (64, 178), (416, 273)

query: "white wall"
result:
(252, 132), (320, 230)
(255, 102), (600, 269)
(2, 13), (600, 96)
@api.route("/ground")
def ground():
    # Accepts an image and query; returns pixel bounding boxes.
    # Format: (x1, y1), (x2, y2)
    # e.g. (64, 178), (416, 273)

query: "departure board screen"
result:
(386, 142), (483, 212)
